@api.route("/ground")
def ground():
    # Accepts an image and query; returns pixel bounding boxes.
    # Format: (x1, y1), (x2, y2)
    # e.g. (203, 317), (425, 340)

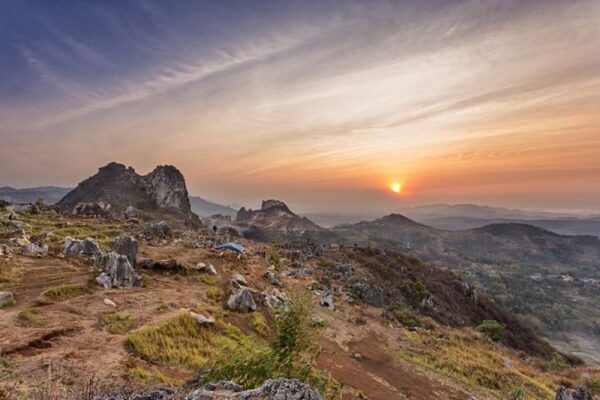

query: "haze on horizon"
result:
(1, 0), (599, 214)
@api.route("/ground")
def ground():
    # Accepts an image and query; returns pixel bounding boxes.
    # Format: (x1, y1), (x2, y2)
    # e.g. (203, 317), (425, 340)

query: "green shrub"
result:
(476, 320), (506, 341)
(543, 353), (568, 372)
(17, 308), (40, 326)
(203, 294), (336, 395)
(268, 248), (281, 266)
(509, 386), (524, 400)
(199, 274), (218, 285)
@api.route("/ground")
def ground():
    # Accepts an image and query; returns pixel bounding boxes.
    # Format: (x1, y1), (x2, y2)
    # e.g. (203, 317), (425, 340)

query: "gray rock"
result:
(16, 203), (40, 215)
(187, 379), (321, 400)
(333, 263), (354, 276)
(191, 312), (215, 326)
(113, 234), (139, 265)
(139, 258), (186, 273)
(258, 288), (289, 309)
(352, 282), (385, 307)
(320, 291), (335, 311)
(23, 242), (49, 257)
(289, 267), (312, 278)
(73, 202), (109, 217)
(0, 291), (15, 307)
(98, 251), (138, 288)
(263, 271), (282, 286)
(8, 219), (22, 229)
(227, 287), (257, 312)
(144, 220), (172, 239)
(420, 295), (434, 310)
(0, 244), (13, 259)
(231, 274), (247, 287)
(555, 386), (593, 400)
(93, 388), (176, 400)
(195, 262), (217, 275)
(64, 237), (102, 258)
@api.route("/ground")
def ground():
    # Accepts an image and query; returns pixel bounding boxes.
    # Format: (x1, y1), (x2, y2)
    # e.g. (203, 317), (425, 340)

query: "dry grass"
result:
(128, 366), (183, 386)
(399, 326), (559, 399)
(205, 286), (223, 301)
(0, 261), (21, 288)
(16, 308), (42, 327)
(43, 283), (89, 301)
(251, 312), (270, 337)
(198, 274), (218, 286)
(101, 312), (135, 334)
(126, 313), (251, 370)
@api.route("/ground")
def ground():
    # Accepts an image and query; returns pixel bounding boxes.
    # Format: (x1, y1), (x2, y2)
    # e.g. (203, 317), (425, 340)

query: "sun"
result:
(390, 182), (402, 193)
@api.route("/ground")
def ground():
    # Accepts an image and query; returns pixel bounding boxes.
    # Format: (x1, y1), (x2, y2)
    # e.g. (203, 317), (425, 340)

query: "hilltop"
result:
(57, 162), (200, 227)
(331, 214), (600, 363)
(1, 205), (597, 399)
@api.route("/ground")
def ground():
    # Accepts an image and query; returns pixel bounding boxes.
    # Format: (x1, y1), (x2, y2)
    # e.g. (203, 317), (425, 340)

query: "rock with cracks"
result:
(186, 378), (322, 400)
(97, 251), (139, 288)
(112, 234), (139, 265)
(555, 386), (593, 400)
(0, 291), (15, 307)
(227, 287), (256, 312)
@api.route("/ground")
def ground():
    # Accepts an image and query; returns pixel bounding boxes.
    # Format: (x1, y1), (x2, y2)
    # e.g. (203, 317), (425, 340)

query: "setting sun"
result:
(391, 182), (402, 193)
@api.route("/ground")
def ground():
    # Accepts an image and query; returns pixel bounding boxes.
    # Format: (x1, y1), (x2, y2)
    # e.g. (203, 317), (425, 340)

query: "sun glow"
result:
(390, 182), (402, 193)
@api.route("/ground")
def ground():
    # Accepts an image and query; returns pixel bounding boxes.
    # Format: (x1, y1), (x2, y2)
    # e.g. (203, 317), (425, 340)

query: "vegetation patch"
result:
(16, 308), (41, 327)
(251, 312), (270, 337)
(128, 366), (183, 386)
(476, 319), (506, 341)
(204, 295), (337, 397)
(206, 286), (223, 301)
(101, 312), (135, 334)
(267, 248), (281, 266)
(126, 313), (250, 370)
(0, 261), (21, 287)
(43, 283), (89, 301)
(0, 356), (15, 381)
(400, 327), (556, 400)
(199, 274), (218, 285)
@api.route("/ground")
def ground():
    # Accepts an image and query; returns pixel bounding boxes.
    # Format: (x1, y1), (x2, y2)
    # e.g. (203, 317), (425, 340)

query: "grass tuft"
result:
(206, 286), (223, 301)
(43, 283), (89, 301)
(251, 312), (271, 337)
(101, 312), (135, 334)
(16, 308), (41, 326)
(128, 366), (183, 386)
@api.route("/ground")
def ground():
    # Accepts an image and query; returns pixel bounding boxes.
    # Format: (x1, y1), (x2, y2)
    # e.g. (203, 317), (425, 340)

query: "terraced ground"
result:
(1, 210), (599, 399)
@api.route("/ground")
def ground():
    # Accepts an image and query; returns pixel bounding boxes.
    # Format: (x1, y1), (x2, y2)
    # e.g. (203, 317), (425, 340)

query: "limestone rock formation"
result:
(57, 162), (200, 227)
(227, 287), (257, 312)
(97, 251), (138, 288)
(187, 378), (322, 400)
(235, 199), (320, 233)
(0, 291), (15, 307)
(555, 386), (593, 400)
(112, 234), (138, 265)
(64, 237), (102, 258)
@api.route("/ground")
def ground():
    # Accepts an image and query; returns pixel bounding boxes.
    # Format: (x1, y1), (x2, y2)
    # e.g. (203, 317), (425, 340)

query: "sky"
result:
(1, 0), (599, 214)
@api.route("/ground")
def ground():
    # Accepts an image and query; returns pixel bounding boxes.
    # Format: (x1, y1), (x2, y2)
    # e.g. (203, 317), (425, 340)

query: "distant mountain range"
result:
(329, 214), (600, 363)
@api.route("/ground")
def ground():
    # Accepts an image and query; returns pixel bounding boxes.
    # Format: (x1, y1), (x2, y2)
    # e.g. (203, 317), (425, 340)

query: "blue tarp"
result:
(215, 242), (244, 253)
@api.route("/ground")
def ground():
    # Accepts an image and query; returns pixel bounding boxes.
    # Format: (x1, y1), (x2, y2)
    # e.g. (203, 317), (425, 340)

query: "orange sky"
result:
(1, 1), (599, 213)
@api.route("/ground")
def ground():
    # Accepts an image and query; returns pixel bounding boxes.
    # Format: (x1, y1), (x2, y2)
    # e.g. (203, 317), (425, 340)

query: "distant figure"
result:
(212, 225), (218, 234)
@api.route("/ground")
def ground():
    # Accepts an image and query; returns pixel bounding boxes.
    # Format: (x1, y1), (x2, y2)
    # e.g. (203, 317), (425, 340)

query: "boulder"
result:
(190, 312), (215, 326)
(195, 262), (217, 275)
(73, 202), (109, 217)
(227, 287), (257, 312)
(144, 220), (172, 239)
(0, 291), (15, 307)
(22, 242), (49, 257)
(16, 203), (40, 215)
(187, 378), (321, 400)
(8, 230), (30, 247)
(7, 219), (22, 229)
(231, 274), (247, 287)
(258, 288), (289, 309)
(112, 234), (138, 265)
(93, 388), (176, 400)
(97, 251), (138, 288)
(139, 258), (186, 273)
(103, 298), (117, 307)
(555, 386), (593, 400)
(64, 237), (102, 258)
(320, 291), (335, 311)
(263, 271), (282, 286)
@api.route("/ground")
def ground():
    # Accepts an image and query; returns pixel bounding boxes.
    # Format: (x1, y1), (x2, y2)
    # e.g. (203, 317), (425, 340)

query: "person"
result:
(212, 225), (217, 234)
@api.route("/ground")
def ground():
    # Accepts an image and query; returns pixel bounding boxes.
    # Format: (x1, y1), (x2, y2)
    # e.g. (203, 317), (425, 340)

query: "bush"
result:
(203, 294), (335, 395)
(509, 386), (524, 400)
(268, 248), (281, 266)
(17, 308), (40, 326)
(543, 353), (568, 372)
(476, 320), (506, 341)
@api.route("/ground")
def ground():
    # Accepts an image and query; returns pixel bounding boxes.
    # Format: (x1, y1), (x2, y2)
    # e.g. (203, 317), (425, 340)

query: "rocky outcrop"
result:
(187, 379), (322, 400)
(352, 281), (385, 307)
(96, 251), (139, 288)
(57, 162), (200, 227)
(112, 234), (138, 265)
(555, 386), (593, 400)
(235, 199), (320, 234)
(144, 220), (172, 240)
(139, 258), (186, 273)
(227, 287), (257, 312)
(64, 237), (102, 258)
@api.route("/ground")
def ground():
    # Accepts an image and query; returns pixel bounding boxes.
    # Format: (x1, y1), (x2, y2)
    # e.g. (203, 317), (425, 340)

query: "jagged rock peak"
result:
(57, 162), (200, 227)
(261, 199), (292, 212)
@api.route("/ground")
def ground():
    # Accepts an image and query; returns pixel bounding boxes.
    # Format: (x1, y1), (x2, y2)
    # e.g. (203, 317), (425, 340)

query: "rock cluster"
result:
(96, 252), (140, 289)
(555, 386), (593, 400)
(187, 379), (322, 400)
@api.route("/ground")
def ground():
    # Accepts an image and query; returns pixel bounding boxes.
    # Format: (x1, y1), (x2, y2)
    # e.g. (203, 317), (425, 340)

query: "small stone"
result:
(263, 271), (282, 286)
(103, 298), (117, 307)
(190, 312), (215, 325)
(227, 287), (257, 312)
(195, 262), (217, 275)
(0, 291), (15, 307)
